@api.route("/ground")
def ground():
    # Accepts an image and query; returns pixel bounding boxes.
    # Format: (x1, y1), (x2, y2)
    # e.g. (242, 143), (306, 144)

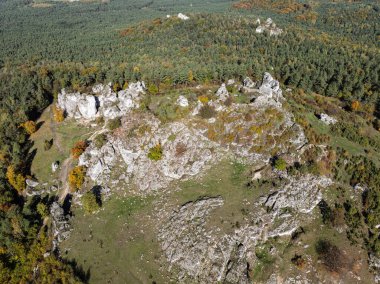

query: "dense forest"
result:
(0, 0), (379, 281)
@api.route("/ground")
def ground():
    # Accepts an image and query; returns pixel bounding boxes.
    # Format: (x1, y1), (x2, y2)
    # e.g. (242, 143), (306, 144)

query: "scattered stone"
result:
(177, 95), (189, 107)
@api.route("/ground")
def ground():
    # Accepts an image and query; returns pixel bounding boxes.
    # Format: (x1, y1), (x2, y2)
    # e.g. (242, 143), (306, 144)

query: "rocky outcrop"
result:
(78, 73), (306, 192)
(369, 254), (380, 283)
(215, 83), (229, 102)
(256, 18), (283, 36)
(319, 113), (337, 125)
(157, 174), (332, 283)
(57, 81), (145, 121)
(178, 13), (190, 20)
(79, 113), (223, 192)
(177, 95), (189, 107)
(50, 202), (71, 251)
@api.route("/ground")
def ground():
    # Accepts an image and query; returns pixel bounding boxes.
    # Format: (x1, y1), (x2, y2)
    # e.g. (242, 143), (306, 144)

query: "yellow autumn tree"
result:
(351, 100), (361, 112)
(52, 105), (64, 122)
(21, 120), (37, 135)
(6, 165), (25, 193)
(68, 166), (86, 191)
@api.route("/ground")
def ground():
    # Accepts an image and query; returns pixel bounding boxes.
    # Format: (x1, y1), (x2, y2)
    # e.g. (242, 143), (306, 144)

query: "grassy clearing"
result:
(61, 159), (266, 283)
(30, 107), (92, 184)
(60, 193), (170, 284)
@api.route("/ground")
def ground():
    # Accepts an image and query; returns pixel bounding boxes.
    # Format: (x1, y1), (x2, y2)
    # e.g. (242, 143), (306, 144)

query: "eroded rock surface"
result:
(57, 81), (145, 120)
(157, 175), (332, 283)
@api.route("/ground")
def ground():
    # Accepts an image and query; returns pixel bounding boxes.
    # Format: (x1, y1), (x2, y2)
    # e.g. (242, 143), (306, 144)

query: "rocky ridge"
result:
(75, 73), (306, 193)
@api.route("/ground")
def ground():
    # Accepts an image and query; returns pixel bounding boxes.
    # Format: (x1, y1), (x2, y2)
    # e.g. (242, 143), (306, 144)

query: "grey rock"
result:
(177, 95), (189, 107)
(319, 113), (337, 125)
(216, 84), (229, 102)
(26, 179), (39, 188)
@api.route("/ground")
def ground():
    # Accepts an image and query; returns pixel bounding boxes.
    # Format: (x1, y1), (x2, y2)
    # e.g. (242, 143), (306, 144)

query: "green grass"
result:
(60, 194), (167, 284)
(30, 107), (92, 183)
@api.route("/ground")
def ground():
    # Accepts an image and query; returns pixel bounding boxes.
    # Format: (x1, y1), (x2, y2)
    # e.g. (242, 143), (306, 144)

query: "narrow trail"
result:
(58, 157), (73, 203)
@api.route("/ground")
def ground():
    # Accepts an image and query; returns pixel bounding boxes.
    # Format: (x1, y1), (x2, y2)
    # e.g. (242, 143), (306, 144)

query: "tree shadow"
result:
(65, 258), (91, 283)
(91, 186), (103, 207)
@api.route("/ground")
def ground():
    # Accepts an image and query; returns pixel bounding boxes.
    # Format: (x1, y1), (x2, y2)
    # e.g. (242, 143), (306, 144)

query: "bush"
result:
(52, 105), (65, 122)
(147, 83), (159, 95)
(148, 144), (163, 161)
(71, 140), (88, 159)
(21, 120), (37, 135)
(199, 105), (216, 119)
(68, 166), (86, 191)
(44, 139), (53, 151)
(82, 191), (100, 214)
(37, 203), (48, 218)
(94, 133), (107, 148)
(107, 118), (121, 130)
(273, 157), (287, 171)
(315, 239), (347, 272)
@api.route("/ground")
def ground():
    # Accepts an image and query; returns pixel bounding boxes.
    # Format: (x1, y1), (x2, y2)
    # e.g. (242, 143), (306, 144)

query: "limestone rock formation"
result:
(319, 113), (337, 125)
(178, 13), (189, 20)
(255, 18), (283, 36)
(50, 202), (71, 251)
(57, 81), (145, 120)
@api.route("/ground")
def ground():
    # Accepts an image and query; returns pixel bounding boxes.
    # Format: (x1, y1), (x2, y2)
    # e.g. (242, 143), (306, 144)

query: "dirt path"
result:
(58, 157), (73, 202)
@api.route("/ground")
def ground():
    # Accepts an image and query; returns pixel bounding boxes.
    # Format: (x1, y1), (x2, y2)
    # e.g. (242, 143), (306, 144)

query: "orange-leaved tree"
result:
(71, 141), (88, 159)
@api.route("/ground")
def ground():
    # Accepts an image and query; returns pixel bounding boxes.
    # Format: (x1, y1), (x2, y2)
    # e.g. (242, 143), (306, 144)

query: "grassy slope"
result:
(30, 107), (93, 184)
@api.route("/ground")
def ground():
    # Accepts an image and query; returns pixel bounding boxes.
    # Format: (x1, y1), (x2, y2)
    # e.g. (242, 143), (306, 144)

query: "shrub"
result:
(315, 239), (347, 272)
(148, 144), (163, 161)
(94, 133), (107, 149)
(71, 141), (88, 159)
(107, 118), (121, 130)
(68, 166), (86, 191)
(147, 83), (159, 95)
(351, 100), (361, 112)
(52, 105), (64, 122)
(197, 95), (209, 104)
(199, 105), (216, 119)
(37, 203), (48, 218)
(291, 254), (306, 269)
(21, 120), (37, 135)
(273, 157), (287, 171)
(44, 139), (53, 151)
(82, 191), (100, 214)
